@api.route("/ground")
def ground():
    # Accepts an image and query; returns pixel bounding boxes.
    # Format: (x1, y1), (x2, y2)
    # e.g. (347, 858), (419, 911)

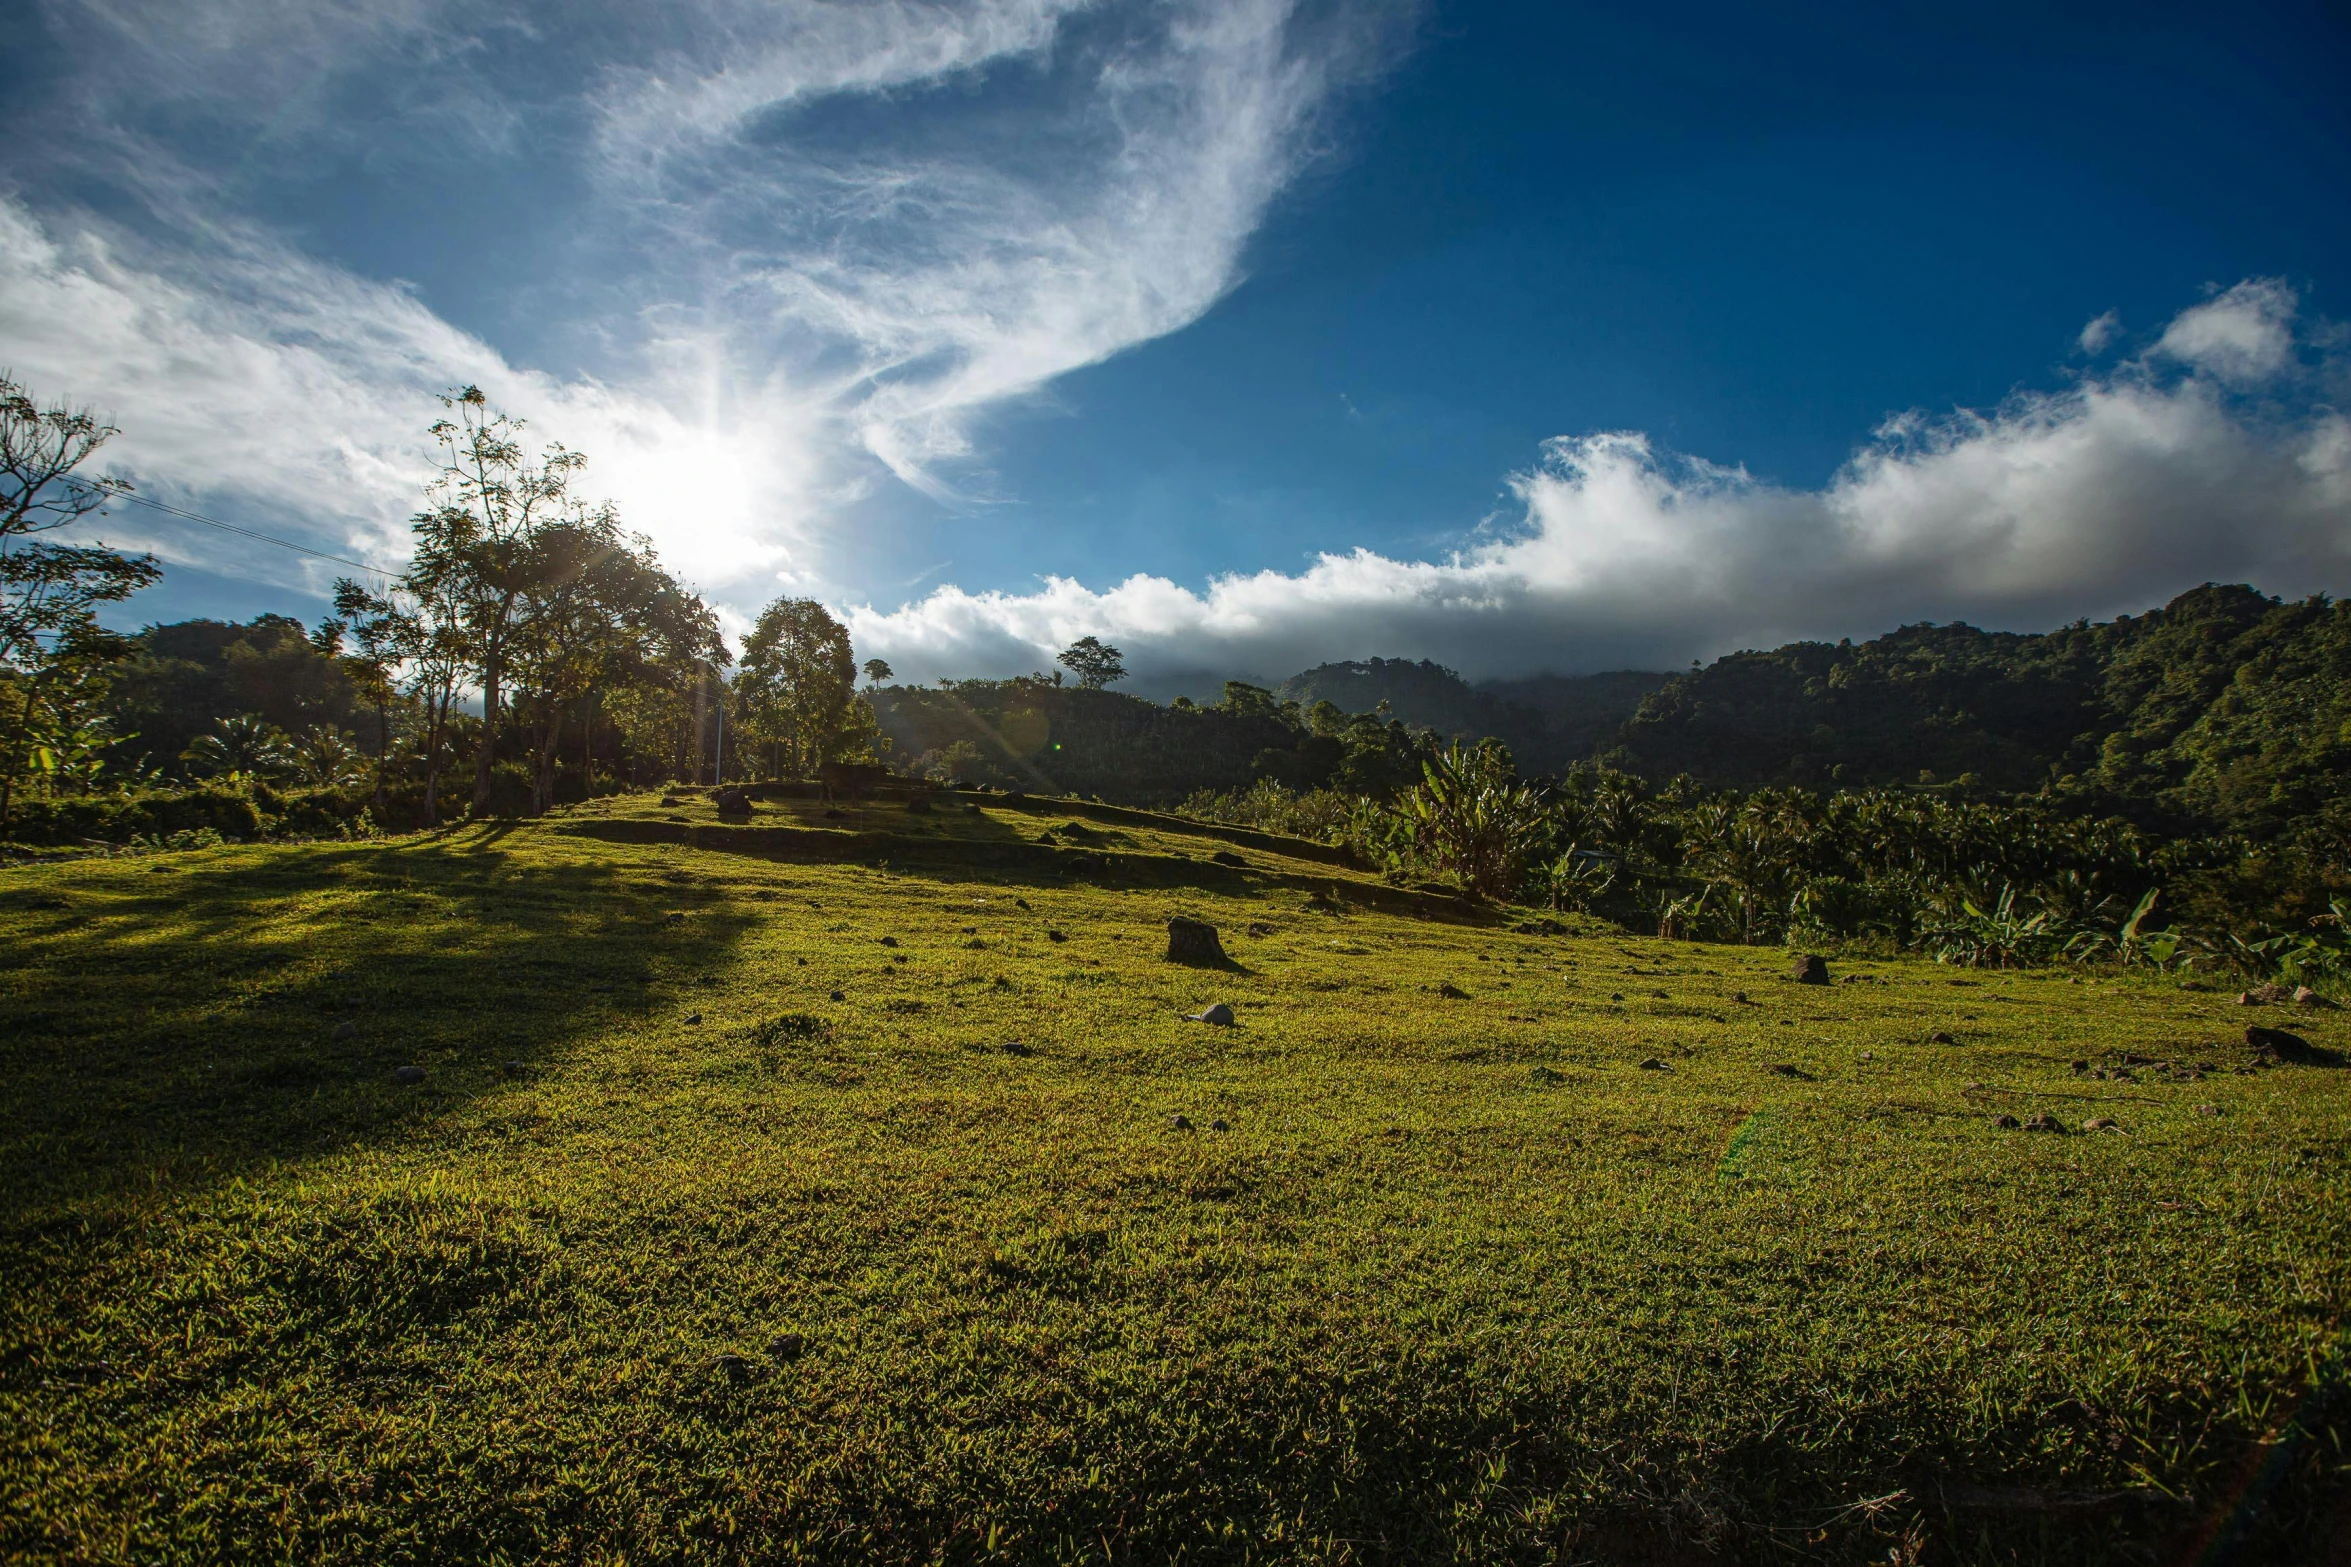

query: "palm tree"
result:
(181, 715), (292, 782)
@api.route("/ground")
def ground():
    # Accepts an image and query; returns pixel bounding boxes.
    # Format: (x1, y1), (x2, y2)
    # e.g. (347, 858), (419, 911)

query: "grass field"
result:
(3, 790), (2347, 1564)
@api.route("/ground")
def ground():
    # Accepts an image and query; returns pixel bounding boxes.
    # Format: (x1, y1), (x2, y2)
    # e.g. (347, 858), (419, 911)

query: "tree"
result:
(736, 598), (862, 777)
(506, 515), (723, 812)
(181, 714), (294, 782)
(0, 374), (160, 831)
(310, 613), (398, 811)
(1057, 636), (1126, 690)
(412, 387), (590, 817)
(1391, 741), (1549, 900)
(330, 562), (473, 826)
(862, 658), (893, 686)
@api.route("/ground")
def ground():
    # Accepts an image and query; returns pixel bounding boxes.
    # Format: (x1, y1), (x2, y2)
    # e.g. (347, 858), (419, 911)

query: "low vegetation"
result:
(3, 794), (2347, 1563)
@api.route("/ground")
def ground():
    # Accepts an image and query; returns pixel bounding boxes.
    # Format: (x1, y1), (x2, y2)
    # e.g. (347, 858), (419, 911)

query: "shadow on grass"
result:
(0, 833), (755, 1221)
(560, 815), (1496, 924)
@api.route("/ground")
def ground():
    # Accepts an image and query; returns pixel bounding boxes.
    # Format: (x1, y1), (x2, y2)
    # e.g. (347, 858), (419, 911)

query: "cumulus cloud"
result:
(2157, 278), (2299, 382)
(849, 284), (2351, 682)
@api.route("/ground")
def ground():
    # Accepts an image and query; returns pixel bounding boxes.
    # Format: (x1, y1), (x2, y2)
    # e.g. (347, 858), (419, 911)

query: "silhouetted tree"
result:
(1057, 635), (1126, 689)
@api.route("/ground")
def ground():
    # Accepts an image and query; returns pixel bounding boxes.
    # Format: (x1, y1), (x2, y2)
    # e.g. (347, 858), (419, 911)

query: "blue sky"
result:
(4, 0), (2348, 687)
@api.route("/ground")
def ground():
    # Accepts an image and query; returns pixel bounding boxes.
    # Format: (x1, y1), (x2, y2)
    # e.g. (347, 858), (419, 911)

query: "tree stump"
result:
(713, 787), (752, 816)
(1790, 953), (1830, 985)
(1166, 917), (1227, 967)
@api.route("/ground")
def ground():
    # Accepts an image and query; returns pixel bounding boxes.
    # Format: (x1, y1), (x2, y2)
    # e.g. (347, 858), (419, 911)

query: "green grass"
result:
(2, 798), (2346, 1564)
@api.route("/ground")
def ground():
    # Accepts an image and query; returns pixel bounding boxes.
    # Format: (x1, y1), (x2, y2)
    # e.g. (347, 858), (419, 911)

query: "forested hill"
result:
(1612, 583), (2351, 831)
(1274, 658), (1670, 771)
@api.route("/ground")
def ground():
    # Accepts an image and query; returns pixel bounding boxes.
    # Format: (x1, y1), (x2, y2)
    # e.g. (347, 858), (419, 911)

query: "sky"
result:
(3, 0), (2348, 693)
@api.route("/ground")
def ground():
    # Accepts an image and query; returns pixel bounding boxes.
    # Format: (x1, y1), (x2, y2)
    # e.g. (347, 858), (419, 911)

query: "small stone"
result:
(768, 1333), (806, 1361)
(1637, 1057), (1669, 1071)
(2293, 986), (2336, 1008)
(2023, 1111), (2067, 1134)
(828, 990), (845, 1002)
(961, 926), (977, 935)
(332, 1020), (358, 1041)
(1169, 1113), (1193, 1131)
(391, 1065), (425, 1085)
(1437, 982), (1470, 999)
(1245, 922), (1273, 937)
(1609, 992), (1624, 1002)
(1528, 1066), (1565, 1086)
(1001, 1040), (1033, 1056)
(1209, 1118), (1229, 1132)
(2195, 1103), (2223, 1116)
(1211, 850), (1246, 867)
(2071, 1059), (2088, 1072)
(1930, 1030), (1957, 1045)
(1766, 1063), (1802, 1077)
(712, 1352), (752, 1383)
(1992, 1113), (2022, 1129)
(504, 1059), (524, 1074)
(684, 1012), (702, 1025)
(666, 911), (686, 923)
(2084, 1116), (2120, 1132)
(1036, 829), (1059, 845)
(1184, 1002), (1237, 1026)
(879, 935), (898, 947)
(1046, 929), (1067, 943)
(1789, 954), (1831, 986)
(1731, 991), (1749, 1005)
(1014, 897), (1030, 909)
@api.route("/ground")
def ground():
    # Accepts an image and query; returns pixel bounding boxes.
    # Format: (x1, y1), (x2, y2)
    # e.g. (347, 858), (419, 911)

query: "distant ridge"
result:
(1274, 658), (1670, 770)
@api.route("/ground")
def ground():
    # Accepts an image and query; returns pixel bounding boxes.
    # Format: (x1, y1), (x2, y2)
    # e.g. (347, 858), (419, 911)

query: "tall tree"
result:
(412, 386), (589, 817)
(0, 374), (159, 830)
(1057, 635), (1127, 690)
(332, 566), (471, 826)
(736, 598), (863, 778)
(506, 515), (723, 813)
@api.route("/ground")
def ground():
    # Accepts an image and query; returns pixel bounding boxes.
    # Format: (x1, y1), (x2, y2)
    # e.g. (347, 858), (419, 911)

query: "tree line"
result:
(0, 376), (1164, 831)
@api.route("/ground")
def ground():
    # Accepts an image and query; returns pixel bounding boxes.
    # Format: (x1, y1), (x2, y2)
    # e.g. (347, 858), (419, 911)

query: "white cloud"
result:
(849, 284), (2351, 682)
(4, 0), (1401, 599)
(2077, 309), (2119, 355)
(590, 0), (1387, 494)
(0, 197), (814, 596)
(2157, 278), (2298, 382)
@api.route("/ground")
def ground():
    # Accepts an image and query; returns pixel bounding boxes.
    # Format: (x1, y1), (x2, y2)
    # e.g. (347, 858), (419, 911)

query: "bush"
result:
(0, 784), (381, 847)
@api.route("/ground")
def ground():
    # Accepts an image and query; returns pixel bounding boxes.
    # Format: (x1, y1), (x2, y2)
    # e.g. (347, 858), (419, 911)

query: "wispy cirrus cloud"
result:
(3, 0), (1410, 590)
(848, 282), (2351, 683)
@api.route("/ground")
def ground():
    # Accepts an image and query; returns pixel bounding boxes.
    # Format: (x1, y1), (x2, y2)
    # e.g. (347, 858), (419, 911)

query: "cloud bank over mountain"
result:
(851, 281), (2351, 681)
(0, 4), (2344, 679)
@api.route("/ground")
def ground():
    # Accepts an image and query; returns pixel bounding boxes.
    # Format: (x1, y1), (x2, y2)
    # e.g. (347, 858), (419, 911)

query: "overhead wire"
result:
(104, 489), (404, 583)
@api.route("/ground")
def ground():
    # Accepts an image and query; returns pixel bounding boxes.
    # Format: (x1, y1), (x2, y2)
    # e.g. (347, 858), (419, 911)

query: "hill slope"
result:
(2, 801), (2347, 1562)
(1614, 583), (2351, 829)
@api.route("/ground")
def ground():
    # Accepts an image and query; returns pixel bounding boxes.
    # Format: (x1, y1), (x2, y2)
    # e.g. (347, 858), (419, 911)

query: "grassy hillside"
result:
(4, 793), (2347, 1563)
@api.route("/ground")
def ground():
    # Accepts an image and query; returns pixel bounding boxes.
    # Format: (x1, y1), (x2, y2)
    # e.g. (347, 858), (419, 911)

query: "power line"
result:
(107, 490), (404, 581)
